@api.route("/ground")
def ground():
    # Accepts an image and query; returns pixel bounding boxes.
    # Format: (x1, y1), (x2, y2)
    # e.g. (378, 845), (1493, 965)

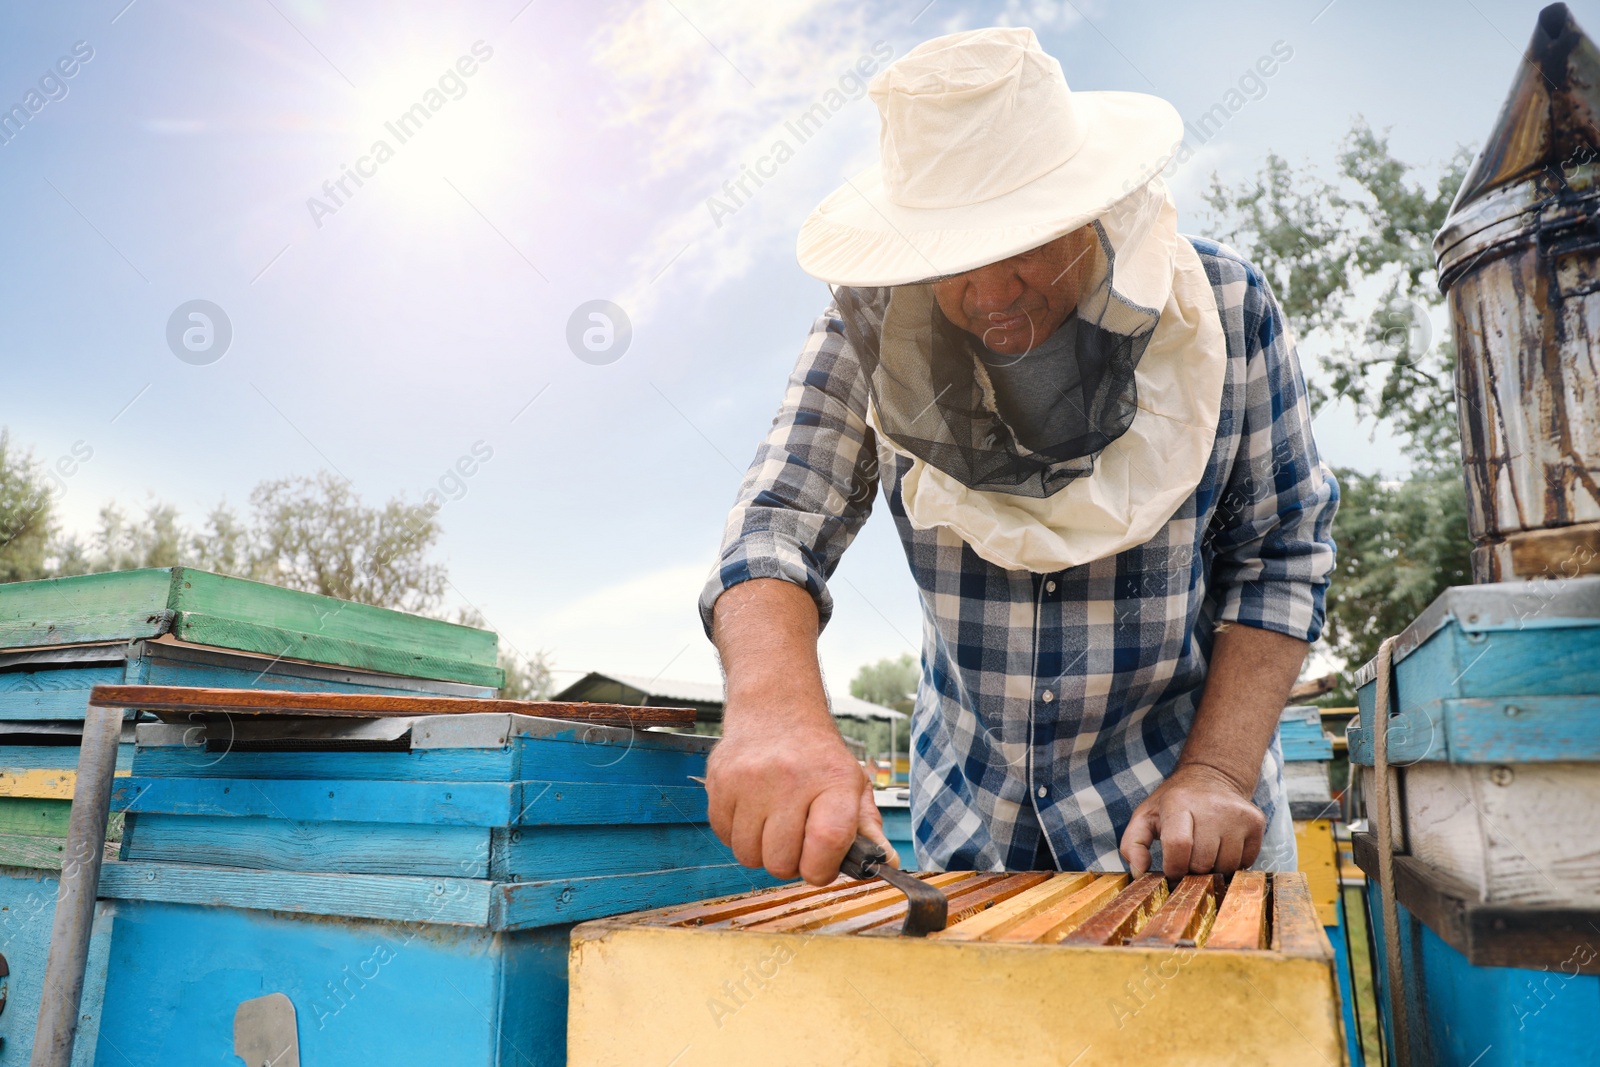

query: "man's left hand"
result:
(1119, 763), (1266, 878)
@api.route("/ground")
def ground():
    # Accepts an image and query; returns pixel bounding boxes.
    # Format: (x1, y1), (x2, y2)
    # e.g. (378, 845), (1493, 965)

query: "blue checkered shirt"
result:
(700, 239), (1338, 872)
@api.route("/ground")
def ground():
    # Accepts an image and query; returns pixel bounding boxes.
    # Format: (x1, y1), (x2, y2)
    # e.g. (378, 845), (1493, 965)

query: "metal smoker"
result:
(1434, 2), (1600, 583)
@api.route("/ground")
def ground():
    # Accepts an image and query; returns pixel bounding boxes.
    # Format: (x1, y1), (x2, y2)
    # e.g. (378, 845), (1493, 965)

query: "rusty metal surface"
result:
(1438, 4), (1600, 553)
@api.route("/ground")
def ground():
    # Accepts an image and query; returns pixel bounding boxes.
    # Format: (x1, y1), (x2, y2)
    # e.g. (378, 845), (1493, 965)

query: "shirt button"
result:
(1045, 580), (1057, 594)
(1041, 689), (1054, 703)
(1037, 785), (1048, 798)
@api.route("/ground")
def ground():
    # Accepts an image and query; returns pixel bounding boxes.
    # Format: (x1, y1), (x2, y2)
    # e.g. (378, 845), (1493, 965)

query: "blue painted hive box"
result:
(0, 568), (499, 1066)
(1347, 578), (1600, 1065)
(1347, 577), (1600, 906)
(92, 711), (772, 1066)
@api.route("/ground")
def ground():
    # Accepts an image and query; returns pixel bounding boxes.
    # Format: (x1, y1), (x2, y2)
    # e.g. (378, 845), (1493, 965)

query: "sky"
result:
(0, 0), (1582, 695)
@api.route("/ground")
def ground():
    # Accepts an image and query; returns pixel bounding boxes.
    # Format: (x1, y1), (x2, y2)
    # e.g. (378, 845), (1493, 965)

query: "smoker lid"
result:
(1434, 4), (1600, 283)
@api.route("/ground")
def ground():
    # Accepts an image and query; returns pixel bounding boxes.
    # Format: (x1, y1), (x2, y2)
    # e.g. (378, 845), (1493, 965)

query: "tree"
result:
(1204, 120), (1472, 471)
(842, 653), (919, 762)
(1204, 120), (1476, 687)
(0, 430), (55, 582)
(245, 472), (445, 613)
(850, 653), (918, 712)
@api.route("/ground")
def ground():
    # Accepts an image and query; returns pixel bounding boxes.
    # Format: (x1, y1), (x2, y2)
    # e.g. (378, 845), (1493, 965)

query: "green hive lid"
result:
(0, 567), (501, 688)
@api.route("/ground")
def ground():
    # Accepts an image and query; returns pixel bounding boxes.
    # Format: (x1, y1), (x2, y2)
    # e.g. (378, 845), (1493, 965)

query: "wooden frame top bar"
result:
(614, 870), (1329, 956)
(87, 684), (696, 727)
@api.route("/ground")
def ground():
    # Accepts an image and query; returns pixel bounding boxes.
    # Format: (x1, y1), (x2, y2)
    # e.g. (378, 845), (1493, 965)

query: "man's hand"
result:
(1119, 622), (1308, 878)
(707, 578), (899, 886)
(1119, 763), (1265, 878)
(707, 718), (896, 885)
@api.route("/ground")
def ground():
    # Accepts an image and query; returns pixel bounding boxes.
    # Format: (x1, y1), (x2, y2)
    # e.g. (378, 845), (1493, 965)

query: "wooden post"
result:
(30, 705), (123, 1067)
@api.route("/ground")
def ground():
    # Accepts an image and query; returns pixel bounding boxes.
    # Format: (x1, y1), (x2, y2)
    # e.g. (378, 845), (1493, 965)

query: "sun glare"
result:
(317, 42), (513, 220)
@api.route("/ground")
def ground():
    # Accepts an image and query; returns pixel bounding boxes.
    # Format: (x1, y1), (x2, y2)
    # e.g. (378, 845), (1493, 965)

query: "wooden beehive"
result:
(88, 709), (777, 1065)
(0, 568), (501, 1067)
(569, 870), (1348, 1066)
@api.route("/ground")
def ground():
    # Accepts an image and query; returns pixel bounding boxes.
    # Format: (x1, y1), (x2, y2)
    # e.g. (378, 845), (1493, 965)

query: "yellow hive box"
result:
(1293, 818), (1341, 926)
(569, 870), (1348, 1067)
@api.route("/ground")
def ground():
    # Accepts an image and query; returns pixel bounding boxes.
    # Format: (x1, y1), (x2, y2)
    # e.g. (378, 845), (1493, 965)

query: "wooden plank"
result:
(654, 879), (864, 927)
(1206, 870), (1269, 950)
(1131, 874), (1224, 946)
(0, 689), (95, 720)
(491, 823), (739, 881)
(131, 746), (517, 784)
(716, 879), (918, 929)
(931, 871), (1095, 942)
(993, 873), (1129, 944)
(122, 813), (493, 878)
(111, 776), (711, 827)
(173, 613), (504, 688)
(112, 776), (518, 825)
(90, 684), (693, 726)
(1270, 872), (1332, 957)
(0, 767), (131, 799)
(1293, 818), (1340, 925)
(0, 830), (67, 868)
(1060, 873), (1169, 945)
(98, 859), (494, 925)
(744, 872), (974, 933)
(1352, 829), (1600, 973)
(170, 567), (497, 670)
(493, 863), (785, 931)
(819, 873), (1018, 936)
(0, 744), (135, 773)
(0, 568), (174, 647)
(1443, 695), (1600, 762)
(0, 796), (72, 836)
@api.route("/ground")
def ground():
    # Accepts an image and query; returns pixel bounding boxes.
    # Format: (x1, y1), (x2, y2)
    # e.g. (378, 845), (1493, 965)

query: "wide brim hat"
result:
(797, 27), (1184, 287)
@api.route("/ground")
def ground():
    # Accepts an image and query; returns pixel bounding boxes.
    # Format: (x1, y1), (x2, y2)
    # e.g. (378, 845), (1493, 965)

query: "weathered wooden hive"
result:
(87, 698), (774, 1065)
(1347, 9), (1600, 1062)
(1435, 2), (1600, 582)
(568, 870), (1348, 1066)
(0, 567), (500, 1066)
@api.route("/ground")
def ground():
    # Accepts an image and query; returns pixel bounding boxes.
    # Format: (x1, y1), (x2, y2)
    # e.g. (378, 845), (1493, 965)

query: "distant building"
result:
(553, 671), (905, 728)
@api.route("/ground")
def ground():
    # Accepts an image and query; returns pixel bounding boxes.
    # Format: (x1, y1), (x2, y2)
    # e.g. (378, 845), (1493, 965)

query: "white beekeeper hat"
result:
(797, 27), (1183, 287)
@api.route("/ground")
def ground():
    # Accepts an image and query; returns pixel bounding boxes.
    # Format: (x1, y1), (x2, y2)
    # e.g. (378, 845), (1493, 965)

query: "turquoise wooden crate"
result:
(0, 567), (501, 687)
(0, 636), (496, 724)
(96, 900), (572, 1066)
(0, 868), (112, 1067)
(0, 632), (496, 1065)
(93, 712), (777, 1065)
(1363, 875), (1597, 1066)
(1348, 577), (1600, 765)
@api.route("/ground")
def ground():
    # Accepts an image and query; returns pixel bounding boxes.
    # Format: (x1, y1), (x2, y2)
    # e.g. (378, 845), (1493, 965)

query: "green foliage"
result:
(246, 472), (445, 613)
(1323, 468), (1473, 695)
(850, 653), (917, 712)
(1204, 119), (1473, 473)
(0, 430), (57, 583)
(1204, 120), (1478, 678)
(496, 649), (555, 700)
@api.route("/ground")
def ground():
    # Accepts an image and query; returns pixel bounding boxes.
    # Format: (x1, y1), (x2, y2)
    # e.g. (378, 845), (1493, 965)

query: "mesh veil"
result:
(834, 183), (1169, 498)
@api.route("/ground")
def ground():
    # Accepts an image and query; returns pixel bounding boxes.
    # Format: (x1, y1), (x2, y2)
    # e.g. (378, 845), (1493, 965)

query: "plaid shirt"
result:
(700, 239), (1338, 872)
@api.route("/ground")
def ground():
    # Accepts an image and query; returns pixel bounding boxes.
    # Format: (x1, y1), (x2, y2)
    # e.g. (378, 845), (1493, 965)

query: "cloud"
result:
(522, 562), (725, 683)
(586, 1), (898, 318)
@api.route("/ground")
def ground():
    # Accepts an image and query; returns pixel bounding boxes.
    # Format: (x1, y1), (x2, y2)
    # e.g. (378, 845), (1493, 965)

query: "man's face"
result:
(931, 227), (1098, 356)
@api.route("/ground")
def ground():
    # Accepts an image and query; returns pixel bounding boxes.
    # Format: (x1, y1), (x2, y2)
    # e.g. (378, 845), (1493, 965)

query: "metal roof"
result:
(553, 671), (906, 722)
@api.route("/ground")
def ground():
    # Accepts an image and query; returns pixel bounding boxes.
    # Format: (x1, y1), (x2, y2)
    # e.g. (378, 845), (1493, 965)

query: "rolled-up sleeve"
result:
(1206, 267), (1339, 643)
(698, 306), (879, 636)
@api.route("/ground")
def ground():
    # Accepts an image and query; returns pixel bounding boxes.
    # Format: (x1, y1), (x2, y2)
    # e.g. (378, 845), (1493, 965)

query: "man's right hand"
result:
(706, 578), (898, 886)
(707, 714), (893, 886)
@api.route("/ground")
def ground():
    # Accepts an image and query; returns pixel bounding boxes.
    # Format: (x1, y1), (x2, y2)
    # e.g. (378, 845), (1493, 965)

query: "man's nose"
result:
(964, 266), (1024, 316)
